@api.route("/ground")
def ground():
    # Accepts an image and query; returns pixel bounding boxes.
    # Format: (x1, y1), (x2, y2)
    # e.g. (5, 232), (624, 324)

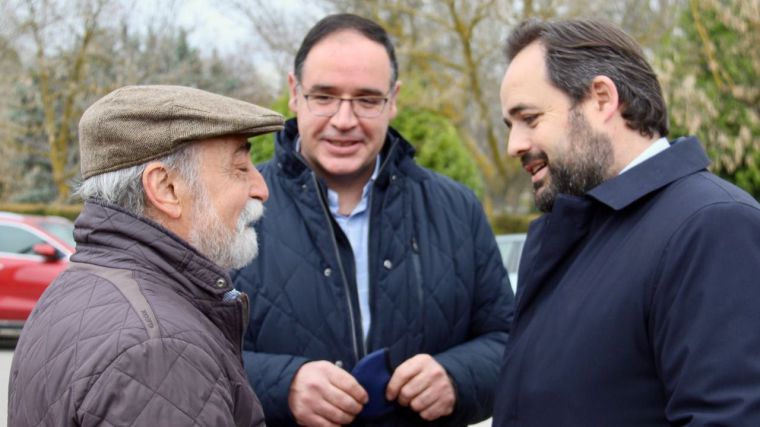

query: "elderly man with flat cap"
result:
(8, 85), (283, 426)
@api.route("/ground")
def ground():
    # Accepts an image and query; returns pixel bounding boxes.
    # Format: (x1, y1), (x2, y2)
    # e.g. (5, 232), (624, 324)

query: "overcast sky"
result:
(131, 0), (326, 82)
(128, 0), (250, 56)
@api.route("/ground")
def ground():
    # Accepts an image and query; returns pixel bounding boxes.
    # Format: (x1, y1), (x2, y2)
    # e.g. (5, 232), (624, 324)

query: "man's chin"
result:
(534, 186), (556, 213)
(228, 229), (259, 269)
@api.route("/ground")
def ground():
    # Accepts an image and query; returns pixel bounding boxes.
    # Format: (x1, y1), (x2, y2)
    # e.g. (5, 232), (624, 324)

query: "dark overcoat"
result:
(494, 137), (760, 426)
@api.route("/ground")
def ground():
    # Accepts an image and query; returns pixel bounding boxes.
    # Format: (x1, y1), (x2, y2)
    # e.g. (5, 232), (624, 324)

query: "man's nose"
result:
(249, 167), (269, 203)
(506, 127), (530, 158)
(329, 99), (359, 130)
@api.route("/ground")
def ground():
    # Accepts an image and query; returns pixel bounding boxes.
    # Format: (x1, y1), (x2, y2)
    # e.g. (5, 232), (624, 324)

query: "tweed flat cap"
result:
(78, 85), (284, 178)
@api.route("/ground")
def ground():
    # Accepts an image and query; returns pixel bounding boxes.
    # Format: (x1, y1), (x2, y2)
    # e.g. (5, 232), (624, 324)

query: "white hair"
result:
(76, 141), (264, 268)
(74, 144), (200, 216)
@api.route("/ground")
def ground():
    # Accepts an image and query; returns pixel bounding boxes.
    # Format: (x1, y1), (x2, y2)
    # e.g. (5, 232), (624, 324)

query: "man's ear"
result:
(287, 73), (299, 113)
(588, 75), (620, 123)
(142, 162), (182, 219)
(388, 80), (401, 119)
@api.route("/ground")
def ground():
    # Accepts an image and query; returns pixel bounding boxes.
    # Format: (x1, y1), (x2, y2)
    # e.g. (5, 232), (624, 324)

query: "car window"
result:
(497, 234), (526, 274)
(0, 224), (46, 254)
(40, 221), (75, 248)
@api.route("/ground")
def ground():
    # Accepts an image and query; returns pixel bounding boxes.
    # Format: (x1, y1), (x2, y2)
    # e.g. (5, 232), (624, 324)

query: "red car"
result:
(0, 211), (75, 339)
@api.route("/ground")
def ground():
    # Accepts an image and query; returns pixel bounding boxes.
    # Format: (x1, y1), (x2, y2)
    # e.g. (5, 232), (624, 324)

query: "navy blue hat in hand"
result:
(351, 348), (396, 419)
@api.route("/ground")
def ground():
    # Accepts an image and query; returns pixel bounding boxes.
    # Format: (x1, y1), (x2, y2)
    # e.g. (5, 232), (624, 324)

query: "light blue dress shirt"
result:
(327, 157), (381, 341)
(619, 137), (670, 175)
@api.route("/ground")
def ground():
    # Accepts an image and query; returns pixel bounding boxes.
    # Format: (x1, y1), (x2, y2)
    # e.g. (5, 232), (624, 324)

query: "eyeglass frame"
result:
(296, 83), (395, 119)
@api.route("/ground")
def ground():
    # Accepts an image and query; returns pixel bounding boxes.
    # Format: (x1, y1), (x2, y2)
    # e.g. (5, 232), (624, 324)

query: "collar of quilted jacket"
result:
(71, 201), (237, 299)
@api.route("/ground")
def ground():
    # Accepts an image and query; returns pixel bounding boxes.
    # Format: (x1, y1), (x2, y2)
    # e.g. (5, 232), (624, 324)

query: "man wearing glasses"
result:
(233, 13), (513, 427)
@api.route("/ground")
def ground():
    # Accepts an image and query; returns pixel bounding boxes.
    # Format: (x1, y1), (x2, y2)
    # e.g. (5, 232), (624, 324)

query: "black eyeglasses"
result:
(298, 84), (392, 118)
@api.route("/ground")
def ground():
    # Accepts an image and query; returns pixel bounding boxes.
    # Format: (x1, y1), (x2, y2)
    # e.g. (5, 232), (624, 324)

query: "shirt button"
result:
(324, 268), (332, 277)
(215, 278), (226, 288)
(383, 259), (393, 269)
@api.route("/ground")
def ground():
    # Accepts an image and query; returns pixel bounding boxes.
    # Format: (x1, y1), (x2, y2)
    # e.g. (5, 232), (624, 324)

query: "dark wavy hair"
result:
(294, 13), (398, 87)
(505, 19), (668, 138)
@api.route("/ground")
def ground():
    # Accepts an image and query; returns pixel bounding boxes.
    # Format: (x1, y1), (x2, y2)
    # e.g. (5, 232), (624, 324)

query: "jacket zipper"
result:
(238, 292), (250, 359)
(311, 171), (362, 363)
(364, 184), (373, 356)
(295, 136), (400, 364)
(411, 237), (424, 306)
(411, 236), (426, 347)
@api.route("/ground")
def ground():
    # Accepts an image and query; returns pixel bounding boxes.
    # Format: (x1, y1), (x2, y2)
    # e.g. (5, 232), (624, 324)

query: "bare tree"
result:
(190, 0), (687, 213)
(1, 0), (277, 203)
(225, 0), (327, 88)
(658, 0), (759, 196)
(9, 0), (112, 202)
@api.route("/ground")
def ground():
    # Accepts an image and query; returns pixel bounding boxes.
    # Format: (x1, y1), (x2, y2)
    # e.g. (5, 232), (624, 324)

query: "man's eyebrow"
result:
(507, 103), (533, 118)
(304, 84), (335, 93)
(306, 84), (386, 97)
(235, 141), (251, 154)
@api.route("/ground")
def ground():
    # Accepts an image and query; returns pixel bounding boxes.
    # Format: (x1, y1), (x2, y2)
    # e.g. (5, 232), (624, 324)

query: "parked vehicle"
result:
(495, 233), (526, 295)
(0, 212), (75, 339)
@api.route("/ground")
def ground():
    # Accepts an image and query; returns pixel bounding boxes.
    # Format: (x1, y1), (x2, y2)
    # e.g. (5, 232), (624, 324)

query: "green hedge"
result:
(490, 212), (539, 234)
(0, 202), (538, 234)
(0, 203), (83, 221)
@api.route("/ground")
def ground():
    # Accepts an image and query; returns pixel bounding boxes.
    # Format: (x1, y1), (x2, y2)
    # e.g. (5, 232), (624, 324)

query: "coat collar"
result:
(514, 137), (710, 318)
(587, 137), (710, 210)
(72, 201), (235, 299)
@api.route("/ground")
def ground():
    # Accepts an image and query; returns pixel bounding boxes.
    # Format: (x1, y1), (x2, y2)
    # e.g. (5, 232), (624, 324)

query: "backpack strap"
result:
(67, 262), (160, 339)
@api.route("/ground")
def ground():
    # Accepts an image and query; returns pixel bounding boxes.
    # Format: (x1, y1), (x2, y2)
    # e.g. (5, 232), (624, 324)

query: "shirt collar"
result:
(294, 136), (381, 216)
(587, 137), (710, 210)
(618, 137), (670, 175)
(327, 155), (381, 217)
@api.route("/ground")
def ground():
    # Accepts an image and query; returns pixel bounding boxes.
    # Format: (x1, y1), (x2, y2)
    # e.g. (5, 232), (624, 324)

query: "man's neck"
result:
(326, 173), (372, 216)
(295, 137), (379, 215)
(611, 132), (661, 176)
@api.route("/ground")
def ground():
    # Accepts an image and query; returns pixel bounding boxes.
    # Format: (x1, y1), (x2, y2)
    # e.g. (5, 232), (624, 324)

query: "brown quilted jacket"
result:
(8, 201), (265, 426)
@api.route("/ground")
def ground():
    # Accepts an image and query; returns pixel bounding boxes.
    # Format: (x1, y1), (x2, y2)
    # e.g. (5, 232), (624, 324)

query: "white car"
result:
(495, 233), (526, 295)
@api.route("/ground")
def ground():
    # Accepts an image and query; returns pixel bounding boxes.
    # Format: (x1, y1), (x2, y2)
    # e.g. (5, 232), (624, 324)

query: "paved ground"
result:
(0, 346), (491, 427)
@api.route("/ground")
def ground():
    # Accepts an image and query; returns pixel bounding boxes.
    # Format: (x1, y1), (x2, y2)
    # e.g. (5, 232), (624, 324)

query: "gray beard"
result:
(189, 191), (263, 270)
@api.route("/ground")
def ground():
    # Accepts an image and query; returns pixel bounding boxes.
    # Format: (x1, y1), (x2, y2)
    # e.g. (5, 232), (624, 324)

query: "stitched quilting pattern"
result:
(9, 203), (264, 426)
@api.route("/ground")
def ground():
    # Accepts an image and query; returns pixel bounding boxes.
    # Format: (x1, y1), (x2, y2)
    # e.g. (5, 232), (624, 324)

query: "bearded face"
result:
(533, 108), (614, 212)
(188, 186), (264, 270)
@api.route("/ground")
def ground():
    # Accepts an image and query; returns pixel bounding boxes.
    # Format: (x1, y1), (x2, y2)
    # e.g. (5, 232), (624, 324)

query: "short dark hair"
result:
(294, 13), (398, 87)
(505, 19), (668, 138)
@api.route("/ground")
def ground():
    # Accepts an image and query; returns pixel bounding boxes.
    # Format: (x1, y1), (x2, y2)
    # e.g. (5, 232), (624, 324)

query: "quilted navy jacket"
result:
(9, 202), (265, 426)
(233, 119), (514, 426)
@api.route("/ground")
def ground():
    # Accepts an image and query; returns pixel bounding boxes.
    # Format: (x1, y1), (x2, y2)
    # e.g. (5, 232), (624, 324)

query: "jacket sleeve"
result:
(433, 194), (514, 425)
(78, 338), (238, 426)
(651, 202), (760, 426)
(241, 350), (310, 424)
